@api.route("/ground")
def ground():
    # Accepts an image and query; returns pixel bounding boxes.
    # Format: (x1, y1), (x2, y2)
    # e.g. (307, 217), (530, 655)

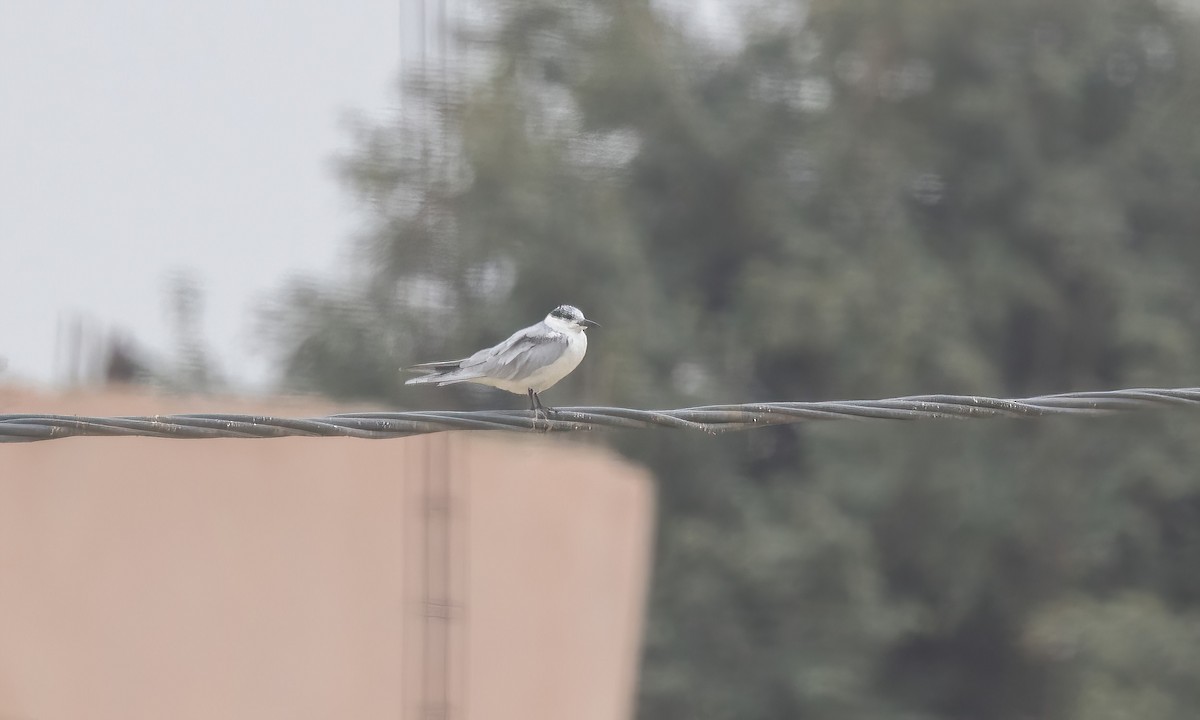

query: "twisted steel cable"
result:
(2, 386), (1199, 443)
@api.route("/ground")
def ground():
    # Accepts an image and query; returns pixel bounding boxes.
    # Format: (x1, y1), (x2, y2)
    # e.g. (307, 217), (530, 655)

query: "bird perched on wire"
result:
(403, 304), (599, 415)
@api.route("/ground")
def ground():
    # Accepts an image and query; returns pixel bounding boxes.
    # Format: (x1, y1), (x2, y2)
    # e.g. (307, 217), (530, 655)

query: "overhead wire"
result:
(3, 386), (1198, 442)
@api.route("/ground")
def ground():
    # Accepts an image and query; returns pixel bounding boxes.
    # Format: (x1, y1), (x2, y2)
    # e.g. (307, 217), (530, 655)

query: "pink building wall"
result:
(0, 387), (654, 720)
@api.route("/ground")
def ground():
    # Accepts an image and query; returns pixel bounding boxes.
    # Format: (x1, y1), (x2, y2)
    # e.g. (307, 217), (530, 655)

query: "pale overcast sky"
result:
(1, 0), (408, 389)
(0, 0), (745, 391)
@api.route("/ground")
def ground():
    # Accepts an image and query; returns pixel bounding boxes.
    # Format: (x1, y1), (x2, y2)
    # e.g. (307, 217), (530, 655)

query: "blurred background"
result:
(6, 0), (1200, 717)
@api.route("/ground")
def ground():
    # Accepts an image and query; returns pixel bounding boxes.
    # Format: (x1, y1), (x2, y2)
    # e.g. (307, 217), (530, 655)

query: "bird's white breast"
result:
(524, 330), (587, 392)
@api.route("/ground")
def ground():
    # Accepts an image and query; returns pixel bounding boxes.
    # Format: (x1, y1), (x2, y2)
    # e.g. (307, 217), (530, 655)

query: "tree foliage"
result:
(268, 0), (1200, 716)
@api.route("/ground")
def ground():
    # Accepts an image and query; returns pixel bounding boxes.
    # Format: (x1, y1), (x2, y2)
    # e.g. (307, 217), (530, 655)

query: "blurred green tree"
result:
(266, 0), (1200, 716)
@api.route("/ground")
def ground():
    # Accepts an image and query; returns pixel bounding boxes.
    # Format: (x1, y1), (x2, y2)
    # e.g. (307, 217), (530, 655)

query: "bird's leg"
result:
(527, 389), (556, 431)
(533, 391), (556, 416)
(527, 388), (547, 429)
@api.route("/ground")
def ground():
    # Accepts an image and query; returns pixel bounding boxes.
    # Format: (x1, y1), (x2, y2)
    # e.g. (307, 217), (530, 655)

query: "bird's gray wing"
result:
(407, 322), (537, 374)
(455, 325), (569, 381)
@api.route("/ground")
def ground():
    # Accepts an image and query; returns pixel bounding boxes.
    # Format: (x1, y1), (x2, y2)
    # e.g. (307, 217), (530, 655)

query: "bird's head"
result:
(545, 304), (600, 332)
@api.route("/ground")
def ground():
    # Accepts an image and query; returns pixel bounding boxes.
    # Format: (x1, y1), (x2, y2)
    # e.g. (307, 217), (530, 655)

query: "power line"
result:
(2, 386), (1199, 442)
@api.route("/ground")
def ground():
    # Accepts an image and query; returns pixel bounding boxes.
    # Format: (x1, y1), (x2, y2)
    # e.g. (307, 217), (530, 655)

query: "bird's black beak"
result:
(580, 319), (601, 329)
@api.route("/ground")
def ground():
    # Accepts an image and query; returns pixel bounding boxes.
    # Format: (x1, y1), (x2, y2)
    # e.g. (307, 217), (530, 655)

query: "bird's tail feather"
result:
(404, 369), (486, 386)
(402, 358), (466, 385)
(408, 359), (464, 371)
(404, 374), (443, 385)
(435, 375), (484, 387)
